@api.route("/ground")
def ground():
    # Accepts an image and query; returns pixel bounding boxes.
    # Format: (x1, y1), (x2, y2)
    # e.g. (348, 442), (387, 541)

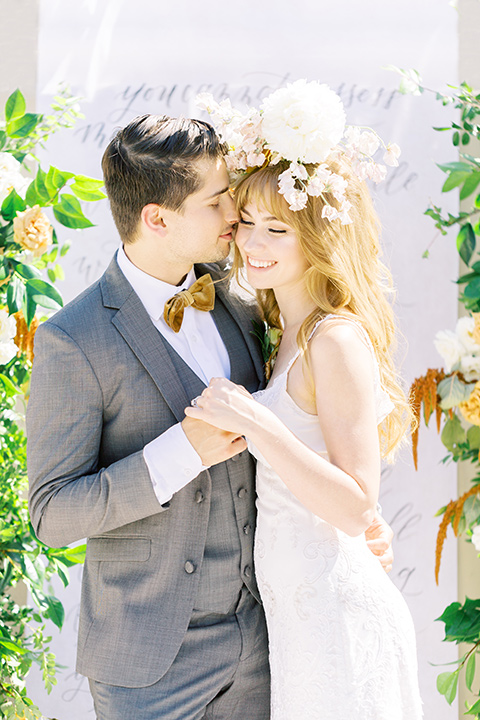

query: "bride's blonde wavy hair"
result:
(232, 157), (413, 460)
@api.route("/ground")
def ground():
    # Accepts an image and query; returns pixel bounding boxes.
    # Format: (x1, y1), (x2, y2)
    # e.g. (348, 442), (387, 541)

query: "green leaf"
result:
(457, 224), (476, 266)
(26, 167), (54, 207)
(438, 375), (475, 410)
(0, 374), (21, 397)
(437, 597), (480, 644)
(465, 651), (476, 691)
(438, 161), (474, 173)
(60, 241), (71, 257)
(53, 193), (94, 229)
(0, 639), (28, 655)
(47, 268), (56, 283)
(6, 276), (25, 314)
(464, 276), (480, 299)
(43, 594), (65, 629)
(467, 425), (480, 450)
(50, 543), (86, 566)
(460, 172), (480, 200)
(464, 493), (480, 527)
(453, 131), (460, 146)
(71, 182), (107, 201)
(6, 112), (41, 138)
(11, 261), (42, 280)
(5, 89), (26, 122)
(441, 415), (466, 451)
(436, 670), (458, 704)
(44, 166), (74, 197)
(462, 132), (471, 146)
(466, 697), (480, 715)
(22, 290), (37, 328)
(0, 130), (6, 150)
(1, 189), (26, 221)
(442, 171), (471, 193)
(25, 278), (63, 310)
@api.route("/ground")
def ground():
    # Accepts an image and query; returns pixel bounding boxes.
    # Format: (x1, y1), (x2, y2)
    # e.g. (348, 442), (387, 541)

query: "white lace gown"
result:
(250, 317), (423, 720)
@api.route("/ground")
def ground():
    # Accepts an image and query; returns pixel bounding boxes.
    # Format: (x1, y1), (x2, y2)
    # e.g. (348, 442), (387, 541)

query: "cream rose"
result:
(456, 316), (479, 354)
(261, 80), (346, 163)
(13, 205), (53, 257)
(434, 329), (463, 372)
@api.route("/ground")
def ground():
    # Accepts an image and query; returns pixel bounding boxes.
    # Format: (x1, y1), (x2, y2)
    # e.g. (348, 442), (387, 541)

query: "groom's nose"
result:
(223, 192), (239, 225)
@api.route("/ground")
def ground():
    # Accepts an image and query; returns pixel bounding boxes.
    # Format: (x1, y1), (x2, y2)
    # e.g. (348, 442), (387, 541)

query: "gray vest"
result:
(163, 294), (260, 613)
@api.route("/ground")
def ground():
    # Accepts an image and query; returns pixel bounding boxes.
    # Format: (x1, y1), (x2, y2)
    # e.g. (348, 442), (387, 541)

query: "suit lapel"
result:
(101, 257), (190, 423)
(198, 265), (265, 388)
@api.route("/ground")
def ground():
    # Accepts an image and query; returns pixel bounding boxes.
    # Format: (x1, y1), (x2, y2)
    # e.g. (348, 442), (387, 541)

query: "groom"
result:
(27, 114), (393, 720)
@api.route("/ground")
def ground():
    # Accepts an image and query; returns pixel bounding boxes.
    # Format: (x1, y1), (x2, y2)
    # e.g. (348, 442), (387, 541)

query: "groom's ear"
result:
(141, 203), (168, 237)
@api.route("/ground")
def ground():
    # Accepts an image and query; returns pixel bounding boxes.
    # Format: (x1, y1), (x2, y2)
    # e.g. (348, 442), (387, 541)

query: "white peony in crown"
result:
(196, 79), (400, 224)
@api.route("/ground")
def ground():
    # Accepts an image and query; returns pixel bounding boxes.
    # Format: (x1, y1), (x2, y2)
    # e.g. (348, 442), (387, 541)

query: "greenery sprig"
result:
(0, 88), (103, 719)
(392, 66), (480, 717)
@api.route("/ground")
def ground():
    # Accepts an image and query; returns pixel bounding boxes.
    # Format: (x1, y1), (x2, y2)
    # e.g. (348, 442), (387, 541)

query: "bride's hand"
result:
(184, 378), (257, 435)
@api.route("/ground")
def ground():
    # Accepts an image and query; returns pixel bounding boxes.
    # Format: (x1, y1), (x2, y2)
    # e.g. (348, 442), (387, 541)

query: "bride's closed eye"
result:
(239, 217), (287, 234)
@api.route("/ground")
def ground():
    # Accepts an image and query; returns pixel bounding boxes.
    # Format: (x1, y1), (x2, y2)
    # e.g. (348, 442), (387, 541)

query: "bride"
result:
(187, 81), (423, 719)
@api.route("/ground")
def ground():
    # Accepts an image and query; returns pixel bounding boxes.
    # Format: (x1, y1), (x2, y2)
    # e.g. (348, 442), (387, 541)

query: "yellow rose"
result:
(13, 205), (53, 257)
(459, 380), (480, 426)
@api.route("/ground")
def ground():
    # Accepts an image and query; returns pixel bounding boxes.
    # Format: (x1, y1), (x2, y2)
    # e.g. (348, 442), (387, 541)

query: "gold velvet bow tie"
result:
(163, 273), (215, 333)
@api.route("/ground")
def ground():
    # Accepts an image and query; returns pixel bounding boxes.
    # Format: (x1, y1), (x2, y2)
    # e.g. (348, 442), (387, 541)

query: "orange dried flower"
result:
(409, 369), (445, 470)
(435, 500), (456, 585)
(14, 311), (39, 363)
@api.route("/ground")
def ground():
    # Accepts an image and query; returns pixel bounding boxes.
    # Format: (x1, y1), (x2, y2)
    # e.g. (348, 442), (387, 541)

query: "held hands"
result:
(365, 511), (394, 573)
(184, 378), (256, 436)
(181, 415), (247, 467)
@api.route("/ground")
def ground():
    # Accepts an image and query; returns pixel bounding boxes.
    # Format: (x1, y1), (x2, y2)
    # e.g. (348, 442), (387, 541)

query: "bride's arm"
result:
(186, 324), (381, 537)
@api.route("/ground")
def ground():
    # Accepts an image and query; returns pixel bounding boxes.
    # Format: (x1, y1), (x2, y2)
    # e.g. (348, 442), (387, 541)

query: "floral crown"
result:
(196, 79), (400, 224)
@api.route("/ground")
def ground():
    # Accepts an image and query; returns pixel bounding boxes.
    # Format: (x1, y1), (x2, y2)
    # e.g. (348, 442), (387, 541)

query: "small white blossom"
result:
(321, 204), (339, 222)
(289, 162), (308, 181)
(285, 189), (308, 211)
(383, 143), (401, 167)
(365, 163), (387, 184)
(357, 131), (380, 156)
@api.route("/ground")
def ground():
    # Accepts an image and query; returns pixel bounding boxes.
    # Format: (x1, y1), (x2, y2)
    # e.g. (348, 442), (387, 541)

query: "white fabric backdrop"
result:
(27, 1), (459, 718)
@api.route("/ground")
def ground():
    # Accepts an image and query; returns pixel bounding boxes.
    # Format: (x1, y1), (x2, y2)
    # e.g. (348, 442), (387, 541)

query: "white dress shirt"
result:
(116, 246), (231, 504)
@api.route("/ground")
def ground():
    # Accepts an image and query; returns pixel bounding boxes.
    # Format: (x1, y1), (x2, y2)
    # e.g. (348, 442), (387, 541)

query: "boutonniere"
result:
(251, 320), (283, 381)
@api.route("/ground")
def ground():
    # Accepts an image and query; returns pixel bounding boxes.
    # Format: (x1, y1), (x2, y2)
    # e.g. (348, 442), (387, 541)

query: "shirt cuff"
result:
(143, 423), (208, 505)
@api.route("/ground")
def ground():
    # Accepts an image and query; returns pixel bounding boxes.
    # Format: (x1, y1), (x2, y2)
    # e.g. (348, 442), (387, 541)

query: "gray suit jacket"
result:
(27, 255), (264, 687)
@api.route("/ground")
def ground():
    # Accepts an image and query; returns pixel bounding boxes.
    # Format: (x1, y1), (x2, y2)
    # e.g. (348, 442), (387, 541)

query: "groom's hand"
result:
(365, 512), (394, 573)
(182, 416), (248, 467)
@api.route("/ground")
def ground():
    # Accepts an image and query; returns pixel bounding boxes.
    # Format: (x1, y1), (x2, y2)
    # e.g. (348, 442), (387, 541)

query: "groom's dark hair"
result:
(102, 114), (226, 242)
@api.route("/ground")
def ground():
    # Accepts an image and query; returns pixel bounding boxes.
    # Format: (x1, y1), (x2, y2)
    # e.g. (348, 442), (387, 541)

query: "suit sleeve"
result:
(27, 322), (165, 548)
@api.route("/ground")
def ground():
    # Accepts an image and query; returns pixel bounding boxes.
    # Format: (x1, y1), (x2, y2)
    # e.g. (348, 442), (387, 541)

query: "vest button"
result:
(231, 452), (241, 462)
(195, 490), (204, 503)
(237, 487), (248, 499)
(244, 565), (252, 579)
(184, 561), (196, 574)
(243, 524), (251, 535)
